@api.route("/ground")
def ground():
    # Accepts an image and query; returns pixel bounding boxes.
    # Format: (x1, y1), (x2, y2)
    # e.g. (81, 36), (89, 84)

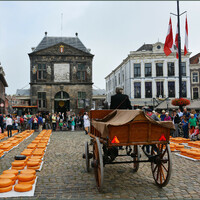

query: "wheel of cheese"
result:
(17, 174), (35, 182)
(3, 169), (18, 176)
(31, 156), (43, 159)
(27, 161), (39, 167)
(0, 174), (16, 181)
(0, 185), (12, 193)
(27, 166), (40, 170)
(15, 155), (26, 160)
(12, 161), (25, 167)
(28, 159), (41, 163)
(21, 152), (32, 156)
(31, 140), (39, 143)
(20, 169), (36, 175)
(14, 183), (32, 192)
(0, 179), (12, 188)
(12, 166), (25, 170)
(18, 179), (35, 185)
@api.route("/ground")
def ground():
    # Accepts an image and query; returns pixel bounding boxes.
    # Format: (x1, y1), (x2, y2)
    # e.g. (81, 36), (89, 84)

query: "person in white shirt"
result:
(83, 112), (90, 134)
(6, 115), (13, 137)
(178, 109), (183, 118)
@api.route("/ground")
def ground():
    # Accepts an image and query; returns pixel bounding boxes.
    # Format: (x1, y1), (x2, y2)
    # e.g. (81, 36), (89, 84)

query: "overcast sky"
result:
(1, 1), (200, 95)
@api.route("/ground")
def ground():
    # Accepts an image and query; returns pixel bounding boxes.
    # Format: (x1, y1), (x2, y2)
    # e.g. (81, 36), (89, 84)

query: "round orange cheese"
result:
(12, 161), (25, 167)
(0, 185), (12, 193)
(17, 174), (35, 182)
(14, 183), (32, 192)
(0, 174), (16, 181)
(18, 179), (35, 185)
(27, 166), (40, 170)
(3, 169), (18, 176)
(20, 169), (36, 175)
(12, 166), (25, 170)
(0, 179), (12, 188)
(27, 161), (39, 167)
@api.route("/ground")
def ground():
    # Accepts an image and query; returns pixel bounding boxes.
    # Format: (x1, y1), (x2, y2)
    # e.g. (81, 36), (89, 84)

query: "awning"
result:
(12, 106), (38, 108)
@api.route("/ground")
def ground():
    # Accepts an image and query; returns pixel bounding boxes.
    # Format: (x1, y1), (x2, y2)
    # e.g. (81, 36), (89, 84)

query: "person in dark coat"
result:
(110, 87), (132, 150)
(0, 114), (4, 133)
(110, 87), (132, 110)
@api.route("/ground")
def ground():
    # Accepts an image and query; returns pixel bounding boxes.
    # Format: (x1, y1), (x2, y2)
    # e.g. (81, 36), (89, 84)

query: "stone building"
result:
(190, 53), (200, 99)
(29, 32), (94, 114)
(105, 42), (191, 108)
(0, 63), (8, 114)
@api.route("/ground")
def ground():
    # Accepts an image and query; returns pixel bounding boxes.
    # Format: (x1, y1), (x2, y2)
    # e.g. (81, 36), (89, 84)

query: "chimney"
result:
(31, 47), (35, 52)
(75, 32), (78, 37)
(45, 32), (47, 36)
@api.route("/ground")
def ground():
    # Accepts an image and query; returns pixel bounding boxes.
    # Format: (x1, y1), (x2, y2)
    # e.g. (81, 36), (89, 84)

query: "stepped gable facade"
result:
(29, 32), (94, 114)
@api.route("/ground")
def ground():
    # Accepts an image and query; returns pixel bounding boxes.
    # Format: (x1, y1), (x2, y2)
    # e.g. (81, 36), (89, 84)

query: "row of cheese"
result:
(0, 169), (36, 192)
(0, 130), (52, 193)
(0, 130), (18, 140)
(11, 130), (51, 171)
(180, 148), (200, 159)
(170, 136), (190, 144)
(0, 130), (34, 157)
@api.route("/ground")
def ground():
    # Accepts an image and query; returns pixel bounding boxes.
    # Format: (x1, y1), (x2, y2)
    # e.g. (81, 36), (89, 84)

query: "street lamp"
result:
(170, 0), (187, 99)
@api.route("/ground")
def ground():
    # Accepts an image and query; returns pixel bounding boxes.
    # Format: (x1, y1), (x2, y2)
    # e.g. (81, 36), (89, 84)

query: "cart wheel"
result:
(85, 141), (90, 172)
(151, 143), (172, 187)
(133, 145), (140, 172)
(92, 137), (104, 191)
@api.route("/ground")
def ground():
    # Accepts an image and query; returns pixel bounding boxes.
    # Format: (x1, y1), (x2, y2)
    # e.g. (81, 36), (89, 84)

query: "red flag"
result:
(164, 17), (174, 56)
(184, 16), (188, 55)
(175, 23), (179, 59)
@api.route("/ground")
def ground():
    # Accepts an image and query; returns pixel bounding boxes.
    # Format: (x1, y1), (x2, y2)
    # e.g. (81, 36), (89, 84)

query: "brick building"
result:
(190, 53), (200, 99)
(0, 64), (8, 114)
(29, 32), (94, 114)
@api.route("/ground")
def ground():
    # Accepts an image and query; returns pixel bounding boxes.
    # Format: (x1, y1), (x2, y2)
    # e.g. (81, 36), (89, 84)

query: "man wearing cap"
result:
(110, 87), (132, 110)
(160, 110), (166, 121)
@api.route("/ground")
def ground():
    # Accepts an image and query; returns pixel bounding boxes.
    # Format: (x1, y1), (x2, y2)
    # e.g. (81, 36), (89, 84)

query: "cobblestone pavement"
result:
(1, 130), (200, 199)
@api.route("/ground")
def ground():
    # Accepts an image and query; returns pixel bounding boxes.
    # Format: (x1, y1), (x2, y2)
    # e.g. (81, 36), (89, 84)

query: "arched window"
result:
(55, 91), (69, 100)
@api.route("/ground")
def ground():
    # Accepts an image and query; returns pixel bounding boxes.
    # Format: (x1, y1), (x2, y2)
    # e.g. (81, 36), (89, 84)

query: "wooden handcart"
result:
(83, 110), (174, 191)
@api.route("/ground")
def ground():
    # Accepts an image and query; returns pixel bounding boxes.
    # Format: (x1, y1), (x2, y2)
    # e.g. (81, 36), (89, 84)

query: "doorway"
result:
(54, 91), (70, 113)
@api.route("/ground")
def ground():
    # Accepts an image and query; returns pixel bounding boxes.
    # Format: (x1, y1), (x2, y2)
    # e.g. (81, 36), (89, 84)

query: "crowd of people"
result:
(145, 108), (200, 140)
(0, 112), (91, 137)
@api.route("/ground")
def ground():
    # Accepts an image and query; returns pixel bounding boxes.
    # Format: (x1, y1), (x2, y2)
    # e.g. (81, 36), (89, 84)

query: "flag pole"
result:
(177, 0), (182, 99)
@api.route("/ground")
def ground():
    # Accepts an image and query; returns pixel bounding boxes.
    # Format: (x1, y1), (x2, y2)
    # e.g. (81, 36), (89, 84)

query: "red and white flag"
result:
(184, 16), (188, 55)
(175, 23), (179, 59)
(164, 17), (173, 56)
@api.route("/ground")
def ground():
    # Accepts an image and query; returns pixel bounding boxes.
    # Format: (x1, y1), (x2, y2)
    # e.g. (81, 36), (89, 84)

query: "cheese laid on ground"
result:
(0, 174), (16, 181)
(20, 169), (36, 175)
(0, 185), (12, 193)
(14, 183), (32, 192)
(17, 174), (36, 182)
(3, 169), (18, 176)
(0, 179), (13, 188)
(18, 179), (35, 185)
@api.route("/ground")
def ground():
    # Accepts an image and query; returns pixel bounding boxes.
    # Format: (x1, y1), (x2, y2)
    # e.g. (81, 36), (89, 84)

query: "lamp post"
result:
(171, 1), (187, 110)
(177, 0), (182, 99)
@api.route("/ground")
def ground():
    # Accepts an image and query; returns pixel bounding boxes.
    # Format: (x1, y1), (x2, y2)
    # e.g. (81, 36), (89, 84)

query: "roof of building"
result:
(190, 53), (200, 64)
(33, 35), (91, 54)
(93, 89), (106, 96)
(136, 44), (153, 52)
(16, 89), (30, 96)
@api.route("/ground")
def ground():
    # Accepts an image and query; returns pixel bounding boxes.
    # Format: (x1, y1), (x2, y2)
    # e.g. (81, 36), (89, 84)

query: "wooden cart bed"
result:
(90, 110), (175, 146)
